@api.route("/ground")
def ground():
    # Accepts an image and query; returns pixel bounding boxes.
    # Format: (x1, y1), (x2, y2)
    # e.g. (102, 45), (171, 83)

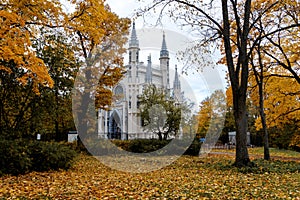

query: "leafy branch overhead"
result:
(0, 0), (130, 98)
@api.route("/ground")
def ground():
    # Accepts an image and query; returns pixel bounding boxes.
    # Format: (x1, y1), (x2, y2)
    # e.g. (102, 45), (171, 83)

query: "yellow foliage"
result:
(249, 70), (300, 131)
(225, 86), (233, 108)
(0, 14), (54, 89)
(1, 0), (130, 103)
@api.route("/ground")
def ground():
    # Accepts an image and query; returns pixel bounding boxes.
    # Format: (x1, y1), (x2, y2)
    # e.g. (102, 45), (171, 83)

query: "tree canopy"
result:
(139, 84), (182, 140)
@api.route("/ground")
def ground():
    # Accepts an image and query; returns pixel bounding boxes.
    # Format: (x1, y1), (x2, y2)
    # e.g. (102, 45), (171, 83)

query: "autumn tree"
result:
(139, 0), (299, 166)
(250, 70), (300, 150)
(249, 40), (271, 160)
(196, 90), (226, 146)
(248, 0), (300, 159)
(33, 32), (79, 140)
(139, 84), (182, 140)
(0, 30), (79, 140)
(1, 0), (130, 142)
(197, 97), (212, 139)
(68, 0), (130, 143)
(0, 0), (64, 92)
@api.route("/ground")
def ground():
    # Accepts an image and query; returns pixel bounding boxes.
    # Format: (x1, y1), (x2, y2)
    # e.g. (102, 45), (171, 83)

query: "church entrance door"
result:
(108, 111), (121, 139)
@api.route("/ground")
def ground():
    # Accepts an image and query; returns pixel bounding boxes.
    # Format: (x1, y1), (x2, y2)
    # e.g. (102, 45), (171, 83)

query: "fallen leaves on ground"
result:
(0, 154), (299, 199)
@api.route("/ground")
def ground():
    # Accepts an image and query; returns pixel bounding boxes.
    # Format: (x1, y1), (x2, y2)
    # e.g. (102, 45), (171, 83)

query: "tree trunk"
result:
(0, 100), (3, 136)
(261, 112), (270, 160)
(158, 132), (163, 141)
(234, 97), (251, 167)
(163, 132), (168, 140)
(257, 40), (270, 161)
(221, 0), (251, 167)
(258, 79), (270, 160)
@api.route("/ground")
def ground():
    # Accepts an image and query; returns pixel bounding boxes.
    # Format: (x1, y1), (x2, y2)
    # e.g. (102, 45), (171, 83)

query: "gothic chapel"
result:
(98, 23), (182, 140)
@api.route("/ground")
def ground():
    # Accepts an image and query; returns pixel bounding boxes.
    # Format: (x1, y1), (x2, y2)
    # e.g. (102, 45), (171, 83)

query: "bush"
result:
(70, 138), (201, 156)
(0, 140), (77, 176)
(111, 139), (171, 153)
(0, 140), (32, 175)
(28, 141), (77, 172)
(111, 139), (201, 156)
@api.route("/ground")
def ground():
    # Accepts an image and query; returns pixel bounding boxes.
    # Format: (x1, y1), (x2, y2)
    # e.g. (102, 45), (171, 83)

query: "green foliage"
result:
(0, 32), (78, 141)
(28, 141), (77, 172)
(111, 139), (201, 156)
(268, 124), (299, 150)
(86, 139), (172, 154)
(0, 140), (77, 176)
(139, 84), (182, 140)
(0, 140), (32, 175)
(130, 139), (170, 153)
(83, 138), (200, 156)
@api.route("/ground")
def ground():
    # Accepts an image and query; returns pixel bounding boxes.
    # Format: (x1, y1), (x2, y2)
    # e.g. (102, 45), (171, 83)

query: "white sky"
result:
(105, 0), (227, 108)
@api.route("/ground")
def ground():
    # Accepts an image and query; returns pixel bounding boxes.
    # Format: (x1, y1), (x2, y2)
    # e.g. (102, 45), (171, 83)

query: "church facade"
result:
(97, 23), (182, 140)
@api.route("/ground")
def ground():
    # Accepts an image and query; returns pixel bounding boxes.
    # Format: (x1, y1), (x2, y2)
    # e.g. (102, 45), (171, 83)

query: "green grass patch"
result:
(212, 147), (300, 158)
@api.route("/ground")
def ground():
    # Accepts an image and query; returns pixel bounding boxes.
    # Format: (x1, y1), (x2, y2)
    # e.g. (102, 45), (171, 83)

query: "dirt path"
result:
(208, 151), (300, 162)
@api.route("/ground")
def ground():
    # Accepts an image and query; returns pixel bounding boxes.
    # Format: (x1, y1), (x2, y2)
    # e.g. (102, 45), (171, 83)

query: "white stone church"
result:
(97, 23), (183, 140)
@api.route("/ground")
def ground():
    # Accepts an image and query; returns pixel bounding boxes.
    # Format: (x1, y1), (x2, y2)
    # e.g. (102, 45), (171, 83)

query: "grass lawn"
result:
(1, 153), (299, 199)
(212, 147), (300, 159)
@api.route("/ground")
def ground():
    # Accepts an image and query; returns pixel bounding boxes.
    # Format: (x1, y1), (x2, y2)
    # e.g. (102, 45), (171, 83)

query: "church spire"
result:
(129, 21), (139, 48)
(173, 65), (181, 90)
(145, 54), (152, 83)
(173, 65), (182, 102)
(160, 32), (169, 58)
(128, 21), (139, 63)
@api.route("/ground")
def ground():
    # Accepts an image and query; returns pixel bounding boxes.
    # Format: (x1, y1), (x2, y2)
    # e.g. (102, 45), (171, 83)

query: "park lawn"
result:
(0, 154), (299, 199)
(212, 147), (300, 159)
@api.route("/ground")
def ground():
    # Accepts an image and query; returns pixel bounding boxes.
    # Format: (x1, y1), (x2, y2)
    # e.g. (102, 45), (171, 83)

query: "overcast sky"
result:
(106, 0), (227, 108)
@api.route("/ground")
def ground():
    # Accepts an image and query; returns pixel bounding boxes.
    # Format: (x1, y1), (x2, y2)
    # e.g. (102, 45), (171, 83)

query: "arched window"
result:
(114, 85), (124, 102)
(115, 85), (124, 95)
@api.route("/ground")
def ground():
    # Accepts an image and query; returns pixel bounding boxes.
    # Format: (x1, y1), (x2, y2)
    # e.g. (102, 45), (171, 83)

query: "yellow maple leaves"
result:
(1, 0), (130, 97)
(0, 154), (299, 199)
(0, 0), (63, 92)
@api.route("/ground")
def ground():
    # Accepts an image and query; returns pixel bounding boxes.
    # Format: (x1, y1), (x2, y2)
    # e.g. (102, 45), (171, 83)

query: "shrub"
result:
(28, 141), (77, 172)
(72, 138), (201, 156)
(0, 140), (77, 176)
(0, 140), (32, 175)
(111, 139), (200, 156)
(111, 139), (170, 153)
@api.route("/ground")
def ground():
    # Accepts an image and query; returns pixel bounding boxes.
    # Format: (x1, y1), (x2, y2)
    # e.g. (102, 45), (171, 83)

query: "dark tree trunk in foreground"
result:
(234, 97), (251, 166)
(222, 0), (251, 166)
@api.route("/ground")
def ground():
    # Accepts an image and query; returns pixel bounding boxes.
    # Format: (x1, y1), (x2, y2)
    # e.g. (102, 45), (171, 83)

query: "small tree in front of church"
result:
(139, 85), (181, 140)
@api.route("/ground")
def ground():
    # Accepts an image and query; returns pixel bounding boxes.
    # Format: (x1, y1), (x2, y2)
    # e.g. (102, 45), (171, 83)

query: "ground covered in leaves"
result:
(0, 154), (299, 199)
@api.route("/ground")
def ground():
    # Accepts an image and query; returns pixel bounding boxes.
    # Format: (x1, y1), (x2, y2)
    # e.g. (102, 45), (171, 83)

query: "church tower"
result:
(145, 55), (152, 83)
(173, 65), (182, 103)
(159, 32), (170, 91)
(128, 22), (140, 81)
(128, 22), (139, 63)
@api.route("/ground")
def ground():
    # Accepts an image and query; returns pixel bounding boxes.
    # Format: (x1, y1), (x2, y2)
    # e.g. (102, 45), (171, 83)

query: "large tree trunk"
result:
(234, 95), (251, 167)
(222, 0), (252, 167)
